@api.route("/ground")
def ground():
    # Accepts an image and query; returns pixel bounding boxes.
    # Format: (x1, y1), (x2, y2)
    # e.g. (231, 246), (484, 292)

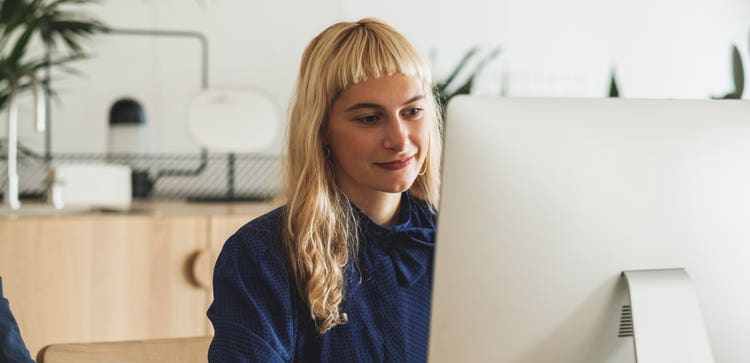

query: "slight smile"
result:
(374, 156), (415, 171)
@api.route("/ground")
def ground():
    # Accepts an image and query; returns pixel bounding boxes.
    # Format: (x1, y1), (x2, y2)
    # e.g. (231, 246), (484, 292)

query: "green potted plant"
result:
(1, 0), (106, 208)
(1, 0), (107, 114)
(433, 46), (501, 119)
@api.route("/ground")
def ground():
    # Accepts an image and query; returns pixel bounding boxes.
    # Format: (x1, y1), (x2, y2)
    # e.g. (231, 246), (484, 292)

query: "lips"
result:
(374, 155), (414, 171)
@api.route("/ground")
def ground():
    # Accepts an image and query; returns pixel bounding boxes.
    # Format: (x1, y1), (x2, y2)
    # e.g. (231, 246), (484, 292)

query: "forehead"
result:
(334, 75), (425, 108)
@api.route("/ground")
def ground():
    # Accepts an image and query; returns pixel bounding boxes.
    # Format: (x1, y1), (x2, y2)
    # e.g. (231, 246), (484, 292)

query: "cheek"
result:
(329, 130), (371, 163)
(327, 123), (350, 151)
(413, 121), (431, 152)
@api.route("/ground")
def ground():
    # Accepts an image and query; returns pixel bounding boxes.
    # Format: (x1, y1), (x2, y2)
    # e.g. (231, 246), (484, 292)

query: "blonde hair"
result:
(282, 18), (442, 334)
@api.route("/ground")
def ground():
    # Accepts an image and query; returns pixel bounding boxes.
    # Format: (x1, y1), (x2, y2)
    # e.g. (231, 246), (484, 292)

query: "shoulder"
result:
(225, 206), (285, 255)
(208, 206), (298, 362)
(214, 206), (288, 277)
(227, 207), (284, 251)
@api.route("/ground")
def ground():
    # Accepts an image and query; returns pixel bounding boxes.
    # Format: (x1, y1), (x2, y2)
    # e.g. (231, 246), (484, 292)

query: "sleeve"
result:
(0, 276), (35, 363)
(207, 229), (297, 363)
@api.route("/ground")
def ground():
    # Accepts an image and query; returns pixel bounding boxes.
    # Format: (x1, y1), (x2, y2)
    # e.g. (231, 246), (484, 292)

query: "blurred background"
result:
(9, 0), (750, 154)
(1, 0), (748, 202)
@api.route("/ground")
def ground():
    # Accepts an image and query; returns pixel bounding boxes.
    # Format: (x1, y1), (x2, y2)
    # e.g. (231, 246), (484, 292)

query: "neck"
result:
(345, 191), (402, 226)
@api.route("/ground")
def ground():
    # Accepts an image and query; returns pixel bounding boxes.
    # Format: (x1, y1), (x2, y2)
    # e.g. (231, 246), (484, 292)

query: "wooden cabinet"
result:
(0, 205), (272, 358)
(203, 215), (260, 334)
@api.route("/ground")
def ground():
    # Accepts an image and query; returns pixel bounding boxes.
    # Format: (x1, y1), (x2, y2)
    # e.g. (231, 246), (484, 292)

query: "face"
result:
(326, 74), (431, 203)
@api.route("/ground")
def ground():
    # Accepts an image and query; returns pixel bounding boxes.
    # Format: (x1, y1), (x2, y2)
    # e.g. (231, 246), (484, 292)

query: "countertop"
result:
(0, 199), (281, 219)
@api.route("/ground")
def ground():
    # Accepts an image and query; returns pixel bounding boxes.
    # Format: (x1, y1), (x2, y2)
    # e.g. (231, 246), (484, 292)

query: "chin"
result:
(379, 179), (416, 193)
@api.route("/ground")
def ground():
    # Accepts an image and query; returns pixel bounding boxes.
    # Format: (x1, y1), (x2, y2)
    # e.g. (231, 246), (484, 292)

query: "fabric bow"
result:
(377, 226), (435, 286)
(351, 192), (437, 286)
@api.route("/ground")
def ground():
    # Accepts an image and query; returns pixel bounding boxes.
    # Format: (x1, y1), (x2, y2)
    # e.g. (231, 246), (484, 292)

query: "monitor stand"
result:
(622, 269), (714, 363)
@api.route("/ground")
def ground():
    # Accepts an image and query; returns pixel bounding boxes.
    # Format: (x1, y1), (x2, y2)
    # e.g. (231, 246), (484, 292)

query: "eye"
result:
(403, 107), (423, 119)
(356, 114), (380, 124)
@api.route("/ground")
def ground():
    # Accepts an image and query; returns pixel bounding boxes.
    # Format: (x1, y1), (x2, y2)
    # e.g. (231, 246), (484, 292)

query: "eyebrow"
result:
(344, 95), (425, 112)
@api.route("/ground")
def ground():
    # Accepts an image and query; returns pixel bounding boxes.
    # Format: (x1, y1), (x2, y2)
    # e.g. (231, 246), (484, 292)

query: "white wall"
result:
(344, 0), (750, 99)
(13, 0), (750, 153)
(18, 0), (341, 153)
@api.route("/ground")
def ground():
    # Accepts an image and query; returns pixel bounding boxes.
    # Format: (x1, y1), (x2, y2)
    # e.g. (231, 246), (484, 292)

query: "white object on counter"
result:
(49, 164), (132, 209)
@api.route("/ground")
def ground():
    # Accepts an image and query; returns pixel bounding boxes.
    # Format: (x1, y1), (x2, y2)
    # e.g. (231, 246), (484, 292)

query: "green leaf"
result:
(0, 0), (106, 111)
(7, 27), (36, 69)
(731, 45), (744, 98)
(436, 47), (479, 92)
(609, 70), (620, 98)
(714, 44), (744, 99)
(443, 46), (501, 101)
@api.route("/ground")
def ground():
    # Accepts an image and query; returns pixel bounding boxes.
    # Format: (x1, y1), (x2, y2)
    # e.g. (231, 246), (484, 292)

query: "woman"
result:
(0, 276), (35, 363)
(208, 18), (442, 362)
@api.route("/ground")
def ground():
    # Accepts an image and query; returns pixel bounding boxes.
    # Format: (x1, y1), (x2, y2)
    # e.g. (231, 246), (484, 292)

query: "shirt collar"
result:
(353, 193), (436, 286)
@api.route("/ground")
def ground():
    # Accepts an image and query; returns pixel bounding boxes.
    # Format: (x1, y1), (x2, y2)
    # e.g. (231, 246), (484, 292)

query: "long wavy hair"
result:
(282, 18), (442, 334)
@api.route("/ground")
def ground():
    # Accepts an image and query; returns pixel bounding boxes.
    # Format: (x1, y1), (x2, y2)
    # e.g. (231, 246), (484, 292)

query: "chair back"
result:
(37, 336), (212, 363)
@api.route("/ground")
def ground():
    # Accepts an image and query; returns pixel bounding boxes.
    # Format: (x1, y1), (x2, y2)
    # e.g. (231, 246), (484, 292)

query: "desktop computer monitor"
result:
(429, 97), (750, 363)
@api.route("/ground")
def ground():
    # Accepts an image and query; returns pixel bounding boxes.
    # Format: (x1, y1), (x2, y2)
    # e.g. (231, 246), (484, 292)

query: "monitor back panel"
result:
(429, 97), (750, 363)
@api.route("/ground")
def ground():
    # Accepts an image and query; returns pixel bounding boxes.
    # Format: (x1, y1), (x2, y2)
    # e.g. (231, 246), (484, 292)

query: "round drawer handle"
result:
(189, 249), (212, 289)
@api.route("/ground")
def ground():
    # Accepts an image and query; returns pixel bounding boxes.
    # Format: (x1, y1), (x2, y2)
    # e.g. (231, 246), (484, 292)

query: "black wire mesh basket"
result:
(1, 147), (281, 202)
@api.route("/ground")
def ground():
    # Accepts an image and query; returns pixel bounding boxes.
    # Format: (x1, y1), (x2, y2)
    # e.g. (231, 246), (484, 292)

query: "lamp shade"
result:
(187, 88), (278, 153)
(108, 97), (149, 153)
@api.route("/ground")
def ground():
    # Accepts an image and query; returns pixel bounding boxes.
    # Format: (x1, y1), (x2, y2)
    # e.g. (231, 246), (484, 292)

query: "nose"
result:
(383, 116), (408, 151)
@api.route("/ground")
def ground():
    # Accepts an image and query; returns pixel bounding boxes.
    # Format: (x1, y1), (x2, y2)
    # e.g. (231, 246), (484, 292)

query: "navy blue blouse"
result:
(0, 277), (35, 363)
(207, 193), (436, 362)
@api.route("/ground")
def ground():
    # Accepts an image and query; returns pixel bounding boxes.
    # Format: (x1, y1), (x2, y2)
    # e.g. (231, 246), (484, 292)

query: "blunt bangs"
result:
(326, 24), (431, 100)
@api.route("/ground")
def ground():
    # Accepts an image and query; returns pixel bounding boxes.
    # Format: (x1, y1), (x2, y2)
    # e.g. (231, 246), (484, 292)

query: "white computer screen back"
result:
(429, 97), (750, 363)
